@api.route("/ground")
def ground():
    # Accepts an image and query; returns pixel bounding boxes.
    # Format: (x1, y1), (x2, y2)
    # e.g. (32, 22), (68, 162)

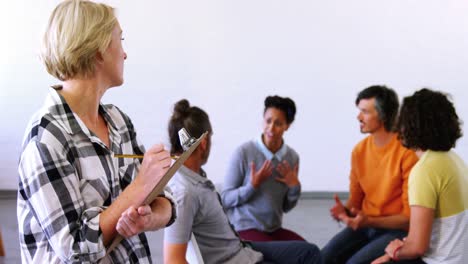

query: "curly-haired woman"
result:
(372, 88), (468, 264)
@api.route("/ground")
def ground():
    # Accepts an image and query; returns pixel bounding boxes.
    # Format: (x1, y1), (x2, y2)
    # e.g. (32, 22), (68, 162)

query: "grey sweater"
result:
(221, 137), (301, 232)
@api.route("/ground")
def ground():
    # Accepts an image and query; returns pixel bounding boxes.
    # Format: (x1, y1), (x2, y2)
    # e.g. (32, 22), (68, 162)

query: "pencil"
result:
(114, 154), (179, 160)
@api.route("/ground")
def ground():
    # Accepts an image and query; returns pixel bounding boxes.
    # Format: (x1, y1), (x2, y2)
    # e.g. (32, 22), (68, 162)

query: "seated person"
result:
(221, 95), (305, 242)
(372, 88), (468, 264)
(163, 99), (322, 264)
(321, 85), (419, 264)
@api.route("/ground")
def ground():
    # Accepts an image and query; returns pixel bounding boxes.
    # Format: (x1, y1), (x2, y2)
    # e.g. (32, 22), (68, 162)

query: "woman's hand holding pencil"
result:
(131, 144), (172, 200)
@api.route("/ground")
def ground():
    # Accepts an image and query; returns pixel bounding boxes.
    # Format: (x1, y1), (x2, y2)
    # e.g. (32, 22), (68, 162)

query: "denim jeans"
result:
(251, 240), (323, 264)
(321, 227), (407, 264)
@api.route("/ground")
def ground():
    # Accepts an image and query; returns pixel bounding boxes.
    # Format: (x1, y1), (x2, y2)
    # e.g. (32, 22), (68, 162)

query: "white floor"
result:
(0, 197), (343, 263)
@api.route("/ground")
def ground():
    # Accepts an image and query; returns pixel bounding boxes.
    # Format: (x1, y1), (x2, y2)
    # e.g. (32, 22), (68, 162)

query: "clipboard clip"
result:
(178, 128), (197, 151)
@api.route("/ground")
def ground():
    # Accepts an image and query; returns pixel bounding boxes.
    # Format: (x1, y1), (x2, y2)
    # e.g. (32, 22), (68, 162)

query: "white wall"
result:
(1, 0), (468, 191)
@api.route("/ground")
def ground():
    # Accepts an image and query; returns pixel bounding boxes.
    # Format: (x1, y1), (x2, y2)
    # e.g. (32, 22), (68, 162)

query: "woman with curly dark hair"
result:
(221, 95), (305, 242)
(372, 88), (468, 264)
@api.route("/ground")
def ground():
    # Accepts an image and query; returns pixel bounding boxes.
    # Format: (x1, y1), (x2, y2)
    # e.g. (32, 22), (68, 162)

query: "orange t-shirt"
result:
(347, 134), (418, 217)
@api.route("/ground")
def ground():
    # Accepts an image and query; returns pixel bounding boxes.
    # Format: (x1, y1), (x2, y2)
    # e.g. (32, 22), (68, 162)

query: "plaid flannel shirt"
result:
(18, 88), (174, 263)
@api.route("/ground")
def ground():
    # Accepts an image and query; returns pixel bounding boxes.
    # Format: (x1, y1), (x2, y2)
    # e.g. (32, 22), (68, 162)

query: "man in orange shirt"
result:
(321, 85), (419, 264)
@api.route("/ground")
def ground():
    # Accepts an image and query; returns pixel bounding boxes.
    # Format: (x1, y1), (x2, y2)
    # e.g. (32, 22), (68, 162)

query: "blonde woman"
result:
(17, 1), (175, 263)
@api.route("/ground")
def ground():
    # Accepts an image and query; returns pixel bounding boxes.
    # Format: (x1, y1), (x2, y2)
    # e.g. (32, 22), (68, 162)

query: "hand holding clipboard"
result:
(107, 129), (208, 253)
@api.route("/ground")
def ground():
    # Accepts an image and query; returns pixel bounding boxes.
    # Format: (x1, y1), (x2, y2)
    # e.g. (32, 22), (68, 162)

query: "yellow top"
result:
(408, 150), (468, 263)
(409, 150), (468, 217)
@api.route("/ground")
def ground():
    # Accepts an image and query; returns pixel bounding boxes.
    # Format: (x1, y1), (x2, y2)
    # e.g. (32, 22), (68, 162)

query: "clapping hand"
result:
(338, 207), (368, 230)
(250, 160), (273, 188)
(330, 194), (348, 221)
(276, 160), (299, 187)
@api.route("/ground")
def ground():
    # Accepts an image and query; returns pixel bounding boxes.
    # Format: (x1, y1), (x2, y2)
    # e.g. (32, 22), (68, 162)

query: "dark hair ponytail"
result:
(168, 99), (212, 155)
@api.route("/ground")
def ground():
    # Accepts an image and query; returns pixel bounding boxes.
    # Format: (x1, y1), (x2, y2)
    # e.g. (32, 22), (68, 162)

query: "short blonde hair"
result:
(41, 0), (117, 81)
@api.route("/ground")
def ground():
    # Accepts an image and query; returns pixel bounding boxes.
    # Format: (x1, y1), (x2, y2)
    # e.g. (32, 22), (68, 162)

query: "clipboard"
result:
(107, 131), (208, 253)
